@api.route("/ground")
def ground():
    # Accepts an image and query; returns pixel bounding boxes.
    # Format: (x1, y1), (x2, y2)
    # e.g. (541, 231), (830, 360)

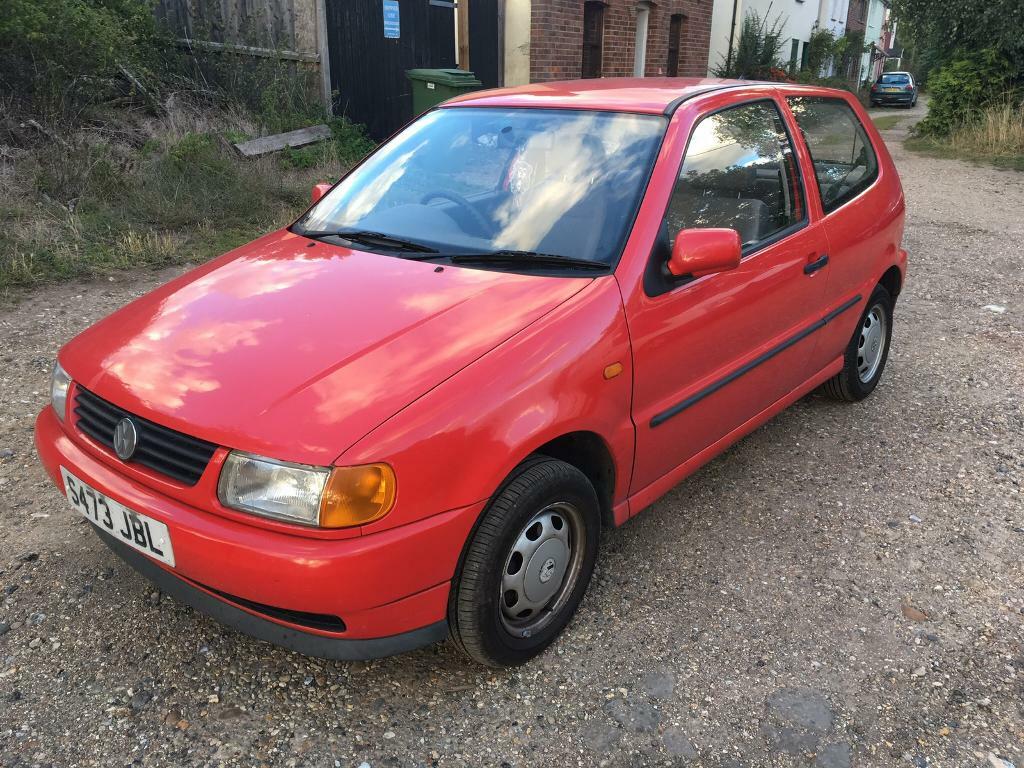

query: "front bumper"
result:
(95, 527), (448, 659)
(35, 407), (484, 659)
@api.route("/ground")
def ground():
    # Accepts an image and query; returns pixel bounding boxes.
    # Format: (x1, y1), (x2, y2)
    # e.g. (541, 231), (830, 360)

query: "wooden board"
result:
(233, 124), (332, 157)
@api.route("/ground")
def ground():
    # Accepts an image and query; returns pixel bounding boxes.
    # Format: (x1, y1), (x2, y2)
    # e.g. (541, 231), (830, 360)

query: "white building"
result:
(709, 0), (851, 76)
(859, 0), (890, 82)
(818, 0), (850, 37)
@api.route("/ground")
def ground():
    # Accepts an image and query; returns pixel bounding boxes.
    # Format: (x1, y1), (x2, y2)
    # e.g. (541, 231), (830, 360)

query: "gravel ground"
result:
(1, 100), (1022, 768)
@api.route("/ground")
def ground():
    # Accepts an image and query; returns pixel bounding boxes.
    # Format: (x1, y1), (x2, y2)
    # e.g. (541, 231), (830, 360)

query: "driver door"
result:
(626, 96), (831, 497)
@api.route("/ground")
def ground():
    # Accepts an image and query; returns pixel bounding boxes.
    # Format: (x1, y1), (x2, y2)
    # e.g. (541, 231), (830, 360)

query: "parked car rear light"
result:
(905, 85), (914, 91)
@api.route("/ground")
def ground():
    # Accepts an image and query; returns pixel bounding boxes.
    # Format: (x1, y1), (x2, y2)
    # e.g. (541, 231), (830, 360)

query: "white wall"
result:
(708, 0), (740, 74)
(714, 0), (825, 74)
(504, 0), (531, 86)
(859, 0), (886, 81)
(818, 0), (848, 36)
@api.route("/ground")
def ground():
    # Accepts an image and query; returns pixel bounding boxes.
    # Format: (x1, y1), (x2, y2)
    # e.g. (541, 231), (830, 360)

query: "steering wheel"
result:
(420, 190), (493, 237)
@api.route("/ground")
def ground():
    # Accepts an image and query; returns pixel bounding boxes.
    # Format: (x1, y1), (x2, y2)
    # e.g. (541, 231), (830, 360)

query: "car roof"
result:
(444, 77), (754, 115)
(880, 71), (913, 77)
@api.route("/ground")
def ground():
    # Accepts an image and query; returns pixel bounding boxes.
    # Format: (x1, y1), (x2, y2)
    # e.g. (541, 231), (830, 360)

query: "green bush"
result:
(803, 29), (837, 77)
(714, 11), (787, 79)
(0, 0), (162, 117)
(915, 48), (1016, 136)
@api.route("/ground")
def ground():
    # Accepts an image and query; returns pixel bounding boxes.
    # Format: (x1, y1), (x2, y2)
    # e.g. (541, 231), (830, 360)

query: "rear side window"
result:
(666, 100), (805, 250)
(787, 97), (879, 214)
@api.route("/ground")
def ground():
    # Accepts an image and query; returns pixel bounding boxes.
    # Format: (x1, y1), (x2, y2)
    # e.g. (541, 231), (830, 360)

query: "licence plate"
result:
(60, 467), (175, 567)
(884, 87), (900, 92)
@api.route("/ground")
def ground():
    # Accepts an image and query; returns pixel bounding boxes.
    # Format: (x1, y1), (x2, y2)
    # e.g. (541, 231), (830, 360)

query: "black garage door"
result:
(326, 0), (457, 140)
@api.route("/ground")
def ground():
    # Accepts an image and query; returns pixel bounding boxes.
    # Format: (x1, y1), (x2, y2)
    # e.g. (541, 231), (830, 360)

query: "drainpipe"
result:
(726, 0), (740, 72)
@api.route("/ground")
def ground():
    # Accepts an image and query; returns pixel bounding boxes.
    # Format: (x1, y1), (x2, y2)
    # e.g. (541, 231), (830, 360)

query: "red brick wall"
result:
(845, 0), (868, 32)
(530, 0), (712, 82)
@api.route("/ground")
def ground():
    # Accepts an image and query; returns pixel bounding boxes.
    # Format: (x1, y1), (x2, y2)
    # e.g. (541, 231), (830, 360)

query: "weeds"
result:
(907, 98), (1024, 170)
(871, 114), (904, 130)
(0, 97), (374, 291)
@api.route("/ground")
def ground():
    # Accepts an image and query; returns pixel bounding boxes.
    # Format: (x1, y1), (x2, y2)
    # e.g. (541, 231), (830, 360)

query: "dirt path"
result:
(1, 106), (1022, 768)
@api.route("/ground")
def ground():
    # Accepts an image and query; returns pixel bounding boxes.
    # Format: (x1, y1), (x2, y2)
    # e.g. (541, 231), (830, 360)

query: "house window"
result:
(789, 39), (800, 73)
(582, 2), (605, 79)
(633, 1), (653, 77)
(800, 41), (810, 70)
(667, 14), (684, 76)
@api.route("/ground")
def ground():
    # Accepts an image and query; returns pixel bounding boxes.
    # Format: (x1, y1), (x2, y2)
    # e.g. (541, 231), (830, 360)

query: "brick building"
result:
(503, 0), (714, 85)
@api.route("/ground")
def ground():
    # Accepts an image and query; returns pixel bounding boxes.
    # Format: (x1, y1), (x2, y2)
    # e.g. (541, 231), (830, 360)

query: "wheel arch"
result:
(530, 431), (617, 529)
(879, 264), (903, 302)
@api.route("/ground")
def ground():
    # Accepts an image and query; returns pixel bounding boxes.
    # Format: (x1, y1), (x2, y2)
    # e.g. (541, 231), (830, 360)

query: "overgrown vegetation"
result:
(913, 48), (1016, 136)
(0, 0), (164, 121)
(0, 0), (377, 291)
(906, 99), (1024, 170)
(713, 11), (867, 92)
(891, 0), (1023, 168)
(713, 12), (789, 81)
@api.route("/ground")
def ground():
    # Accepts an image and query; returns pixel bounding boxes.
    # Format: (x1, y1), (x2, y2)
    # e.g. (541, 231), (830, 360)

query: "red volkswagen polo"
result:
(36, 79), (906, 666)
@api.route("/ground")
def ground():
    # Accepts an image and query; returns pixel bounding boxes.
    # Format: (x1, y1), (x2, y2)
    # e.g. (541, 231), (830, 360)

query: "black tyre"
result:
(822, 284), (894, 402)
(449, 456), (600, 667)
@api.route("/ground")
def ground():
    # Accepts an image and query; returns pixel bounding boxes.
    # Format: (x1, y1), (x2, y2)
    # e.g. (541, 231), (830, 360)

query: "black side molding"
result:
(650, 295), (862, 428)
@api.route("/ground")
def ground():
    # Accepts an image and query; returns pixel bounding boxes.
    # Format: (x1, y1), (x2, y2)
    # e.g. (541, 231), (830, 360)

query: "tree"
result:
(890, 0), (1024, 77)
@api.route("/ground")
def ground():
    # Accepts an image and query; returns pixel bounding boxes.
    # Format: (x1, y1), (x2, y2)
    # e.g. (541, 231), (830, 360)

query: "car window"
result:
(297, 107), (666, 267)
(665, 100), (805, 250)
(787, 96), (879, 214)
(879, 73), (911, 85)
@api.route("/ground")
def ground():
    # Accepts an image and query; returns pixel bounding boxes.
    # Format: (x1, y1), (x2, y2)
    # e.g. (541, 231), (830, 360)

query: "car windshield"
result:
(295, 107), (667, 267)
(879, 74), (911, 85)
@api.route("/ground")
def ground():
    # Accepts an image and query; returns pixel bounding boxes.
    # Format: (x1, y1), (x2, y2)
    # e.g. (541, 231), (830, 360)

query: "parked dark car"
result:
(870, 72), (917, 108)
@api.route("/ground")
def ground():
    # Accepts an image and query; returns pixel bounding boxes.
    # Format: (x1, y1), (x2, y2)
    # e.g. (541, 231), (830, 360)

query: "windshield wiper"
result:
(409, 250), (609, 271)
(298, 228), (438, 253)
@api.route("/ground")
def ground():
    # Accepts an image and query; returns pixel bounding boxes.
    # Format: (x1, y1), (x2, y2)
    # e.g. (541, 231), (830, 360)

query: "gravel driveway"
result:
(1, 101), (1022, 768)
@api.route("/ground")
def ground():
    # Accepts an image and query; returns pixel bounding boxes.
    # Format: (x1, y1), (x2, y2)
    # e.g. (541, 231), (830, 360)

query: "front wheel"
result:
(449, 457), (600, 666)
(821, 284), (894, 402)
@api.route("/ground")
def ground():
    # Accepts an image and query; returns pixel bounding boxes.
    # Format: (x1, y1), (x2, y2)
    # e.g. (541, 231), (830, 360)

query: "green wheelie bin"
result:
(406, 68), (483, 116)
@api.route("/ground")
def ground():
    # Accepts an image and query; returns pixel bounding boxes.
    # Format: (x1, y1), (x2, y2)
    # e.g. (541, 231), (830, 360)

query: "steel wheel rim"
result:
(857, 304), (887, 383)
(499, 501), (586, 638)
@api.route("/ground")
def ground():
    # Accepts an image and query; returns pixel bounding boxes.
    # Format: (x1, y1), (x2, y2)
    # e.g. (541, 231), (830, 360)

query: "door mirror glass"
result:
(667, 228), (741, 278)
(311, 183), (333, 204)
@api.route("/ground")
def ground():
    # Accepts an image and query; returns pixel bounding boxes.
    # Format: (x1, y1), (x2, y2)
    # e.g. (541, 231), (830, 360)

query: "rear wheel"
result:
(821, 284), (894, 402)
(449, 457), (600, 667)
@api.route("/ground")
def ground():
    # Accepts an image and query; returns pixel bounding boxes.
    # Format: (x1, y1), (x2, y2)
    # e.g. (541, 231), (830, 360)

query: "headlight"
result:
(51, 362), (72, 421)
(217, 451), (396, 528)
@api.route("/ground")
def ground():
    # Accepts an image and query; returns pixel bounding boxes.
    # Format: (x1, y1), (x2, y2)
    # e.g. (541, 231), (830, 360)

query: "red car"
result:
(36, 79), (906, 667)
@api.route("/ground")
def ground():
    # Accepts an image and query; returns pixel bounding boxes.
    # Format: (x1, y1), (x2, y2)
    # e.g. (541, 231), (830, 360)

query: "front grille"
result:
(74, 388), (217, 486)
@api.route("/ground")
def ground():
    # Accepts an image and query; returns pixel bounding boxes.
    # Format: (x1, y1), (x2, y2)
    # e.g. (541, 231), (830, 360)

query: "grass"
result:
(905, 101), (1024, 171)
(0, 101), (375, 291)
(871, 114), (904, 130)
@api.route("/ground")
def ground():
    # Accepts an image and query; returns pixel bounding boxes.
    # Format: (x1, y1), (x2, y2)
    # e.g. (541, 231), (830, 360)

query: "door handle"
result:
(804, 253), (829, 275)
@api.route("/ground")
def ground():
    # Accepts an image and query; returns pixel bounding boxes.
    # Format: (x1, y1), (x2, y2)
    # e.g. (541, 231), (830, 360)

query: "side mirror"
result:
(311, 183), (332, 204)
(667, 228), (742, 279)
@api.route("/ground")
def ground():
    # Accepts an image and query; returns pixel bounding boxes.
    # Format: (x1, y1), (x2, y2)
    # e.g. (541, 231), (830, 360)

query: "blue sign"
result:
(383, 0), (400, 39)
